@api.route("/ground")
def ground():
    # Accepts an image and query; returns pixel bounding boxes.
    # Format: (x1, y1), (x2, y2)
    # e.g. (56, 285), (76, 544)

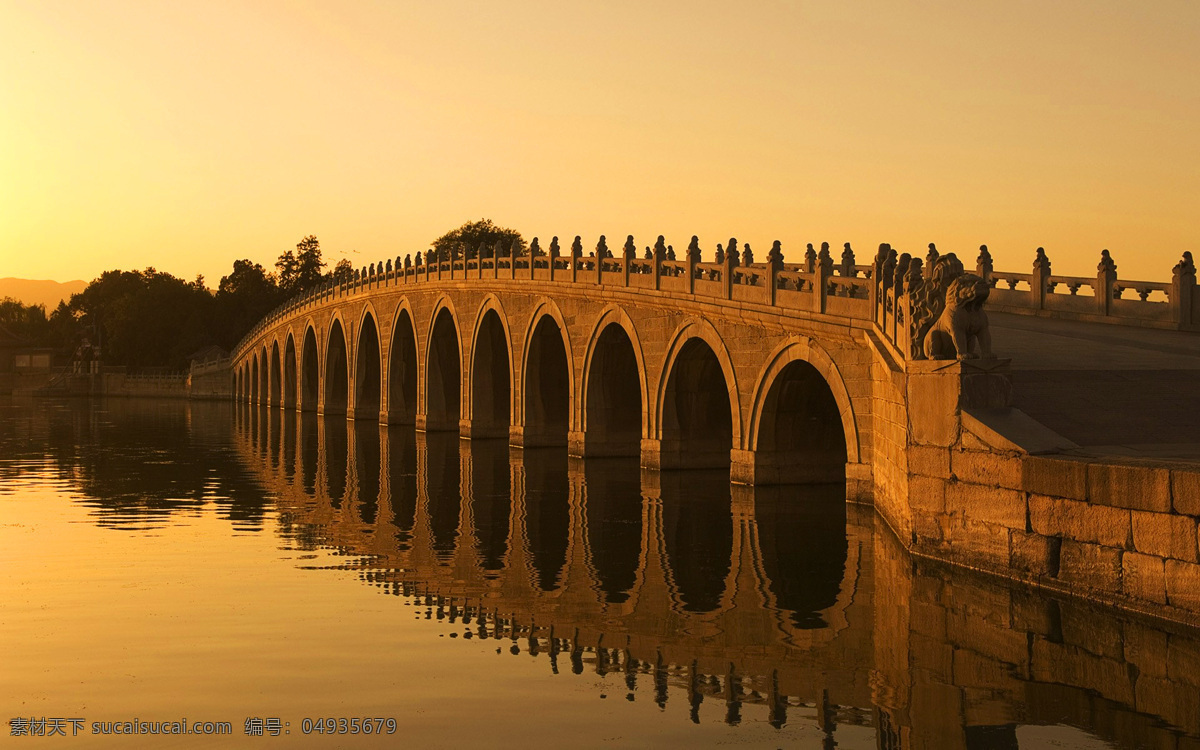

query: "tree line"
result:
(1, 221), (521, 371)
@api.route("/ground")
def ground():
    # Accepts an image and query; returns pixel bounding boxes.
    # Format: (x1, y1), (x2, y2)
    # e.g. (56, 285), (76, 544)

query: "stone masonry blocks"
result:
(1021, 455), (1088, 501)
(1131, 510), (1199, 563)
(946, 481), (1026, 530)
(1166, 560), (1200, 612)
(1122, 552), (1167, 605)
(1059, 540), (1122, 594)
(952, 450), (1022, 490)
(1087, 463), (1171, 513)
(1028, 494), (1130, 549)
(1174, 469), (1200, 516)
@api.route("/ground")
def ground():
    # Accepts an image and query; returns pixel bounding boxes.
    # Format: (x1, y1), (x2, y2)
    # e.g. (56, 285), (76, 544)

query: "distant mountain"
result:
(0, 278), (88, 309)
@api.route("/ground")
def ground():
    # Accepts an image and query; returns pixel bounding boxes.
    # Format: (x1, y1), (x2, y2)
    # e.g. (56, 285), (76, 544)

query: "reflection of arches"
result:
(386, 426), (418, 548)
(353, 422), (380, 525)
(354, 310), (381, 421)
(523, 448), (569, 591)
(659, 471), (732, 613)
(323, 318), (348, 416)
(522, 302), (572, 447)
(657, 321), (739, 469)
(269, 341), (281, 407)
(324, 415), (348, 505)
(388, 304), (419, 425)
(468, 439), (511, 575)
(469, 298), (512, 438)
(746, 338), (859, 476)
(425, 301), (462, 432)
(300, 325), (319, 412)
(581, 316), (643, 456)
(425, 432), (461, 560)
(583, 458), (643, 603)
(283, 333), (297, 409)
(752, 484), (848, 628)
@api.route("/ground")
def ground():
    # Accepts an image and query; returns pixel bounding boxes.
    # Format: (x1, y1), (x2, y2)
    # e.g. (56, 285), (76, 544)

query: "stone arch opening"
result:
(354, 313), (381, 421)
(259, 348), (269, 404)
(283, 335), (297, 409)
(269, 343), (281, 407)
(470, 309), (510, 438)
(388, 309), (418, 424)
(583, 324), (641, 456)
(524, 316), (569, 447)
(301, 327), (319, 412)
(251, 356), (260, 405)
(324, 320), (348, 416)
(661, 338), (733, 469)
(753, 360), (847, 484)
(426, 308), (461, 432)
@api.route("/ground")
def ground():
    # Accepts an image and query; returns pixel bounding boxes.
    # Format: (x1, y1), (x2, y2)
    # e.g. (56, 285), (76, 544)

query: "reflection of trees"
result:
(5, 399), (269, 527)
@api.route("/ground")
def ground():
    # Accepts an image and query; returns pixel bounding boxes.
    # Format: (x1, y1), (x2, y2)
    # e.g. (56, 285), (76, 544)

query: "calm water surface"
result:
(2, 398), (1198, 748)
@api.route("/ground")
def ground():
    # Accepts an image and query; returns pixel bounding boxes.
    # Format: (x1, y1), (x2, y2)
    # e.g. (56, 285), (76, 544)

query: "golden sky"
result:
(2, 0), (1196, 286)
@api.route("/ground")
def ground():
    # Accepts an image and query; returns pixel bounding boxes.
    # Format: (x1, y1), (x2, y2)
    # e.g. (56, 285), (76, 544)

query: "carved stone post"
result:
(529, 237), (540, 280)
(622, 235), (634, 287)
(686, 236), (699, 295)
(722, 249), (733, 300)
(595, 236), (607, 285)
(570, 236), (582, 284)
(975, 245), (993, 287)
(767, 240), (784, 306)
(1172, 251), (1196, 330)
(1032, 247), (1051, 311)
(1096, 249), (1117, 316)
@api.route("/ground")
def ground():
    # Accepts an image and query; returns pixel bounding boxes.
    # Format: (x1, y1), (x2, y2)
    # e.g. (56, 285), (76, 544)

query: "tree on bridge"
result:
(275, 235), (327, 294)
(432, 219), (525, 261)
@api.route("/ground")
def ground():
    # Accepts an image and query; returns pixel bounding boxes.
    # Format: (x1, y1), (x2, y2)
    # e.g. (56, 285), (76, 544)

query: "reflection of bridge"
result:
(232, 405), (1200, 747)
(227, 244), (1200, 624)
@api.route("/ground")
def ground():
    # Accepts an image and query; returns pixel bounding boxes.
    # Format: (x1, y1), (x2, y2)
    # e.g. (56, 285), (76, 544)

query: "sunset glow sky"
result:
(2, 0), (1197, 286)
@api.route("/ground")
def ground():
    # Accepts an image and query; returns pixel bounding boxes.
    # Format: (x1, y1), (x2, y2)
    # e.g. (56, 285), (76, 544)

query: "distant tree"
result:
(276, 235), (326, 294)
(0, 297), (50, 342)
(432, 219), (524, 261)
(214, 260), (283, 350)
(330, 259), (354, 283)
(70, 268), (215, 369)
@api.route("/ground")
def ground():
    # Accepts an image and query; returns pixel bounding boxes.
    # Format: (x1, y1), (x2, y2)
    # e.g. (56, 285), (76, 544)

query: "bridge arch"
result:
(283, 332), (297, 409)
(743, 337), (859, 484)
(353, 304), (382, 421)
(300, 323), (320, 412)
(467, 294), (513, 439)
(579, 305), (647, 456)
(269, 340), (282, 407)
(655, 318), (742, 470)
(259, 347), (269, 405)
(250, 352), (260, 405)
(521, 298), (574, 447)
(387, 300), (419, 425)
(425, 296), (463, 432)
(324, 315), (349, 416)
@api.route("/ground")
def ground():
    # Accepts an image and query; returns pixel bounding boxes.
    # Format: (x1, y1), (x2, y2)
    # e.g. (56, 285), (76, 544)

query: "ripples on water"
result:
(1, 398), (1198, 748)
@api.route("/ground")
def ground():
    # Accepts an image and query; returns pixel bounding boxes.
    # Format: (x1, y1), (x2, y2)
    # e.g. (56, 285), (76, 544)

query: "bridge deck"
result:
(992, 312), (1200, 462)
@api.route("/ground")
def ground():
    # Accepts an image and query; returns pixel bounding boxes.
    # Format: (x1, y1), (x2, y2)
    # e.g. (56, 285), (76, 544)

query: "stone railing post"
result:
(570, 236), (581, 284)
(1032, 247), (1051, 310)
(1096, 249), (1117, 316)
(622, 235), (634, 287)
(722, 250), (733, 299)
(976, 245), (993, 286)
(529, 238), (540, 280)
(1172, 251), (1196, 330)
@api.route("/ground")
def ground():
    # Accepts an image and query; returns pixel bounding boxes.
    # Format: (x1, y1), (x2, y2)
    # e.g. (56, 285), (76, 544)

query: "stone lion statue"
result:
(923, 273), (993, 360)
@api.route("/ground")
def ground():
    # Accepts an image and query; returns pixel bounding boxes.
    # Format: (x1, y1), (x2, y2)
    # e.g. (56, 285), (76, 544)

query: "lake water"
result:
(2, 398), (1198, 748)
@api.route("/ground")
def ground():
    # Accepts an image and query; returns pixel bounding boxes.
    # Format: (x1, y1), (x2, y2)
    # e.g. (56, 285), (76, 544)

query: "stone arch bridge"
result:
(233, 249), (882, 498)
(231, 243), (1200, 624)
